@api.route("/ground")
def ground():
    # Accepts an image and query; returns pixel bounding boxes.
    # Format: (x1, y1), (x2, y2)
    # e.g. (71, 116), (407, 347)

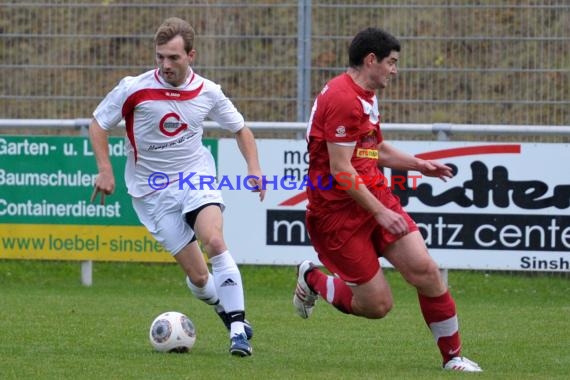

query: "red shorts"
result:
(306, 188), (418, 285)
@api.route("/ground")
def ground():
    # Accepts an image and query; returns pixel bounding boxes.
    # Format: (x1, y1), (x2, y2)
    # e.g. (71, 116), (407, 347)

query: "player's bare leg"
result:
(384, 231), (481, 371)
(294, 262), (393, 319)
(194, 205), (252, 356)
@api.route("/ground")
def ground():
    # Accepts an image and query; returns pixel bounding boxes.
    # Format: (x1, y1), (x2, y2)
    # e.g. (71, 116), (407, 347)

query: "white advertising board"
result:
(218, 139), (570, 271)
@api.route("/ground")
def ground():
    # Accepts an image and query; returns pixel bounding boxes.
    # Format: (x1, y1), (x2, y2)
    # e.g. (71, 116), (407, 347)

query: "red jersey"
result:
(306, 73), (385, 215)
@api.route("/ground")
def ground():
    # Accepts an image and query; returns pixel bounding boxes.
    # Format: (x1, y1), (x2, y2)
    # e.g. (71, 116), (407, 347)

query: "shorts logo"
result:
(335, 126), (346, 137)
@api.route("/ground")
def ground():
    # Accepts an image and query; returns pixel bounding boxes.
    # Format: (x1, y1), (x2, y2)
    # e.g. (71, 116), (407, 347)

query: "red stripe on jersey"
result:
(121, 84), (204, 162)
(124, 112), (137, 162)
(122, 85), (204, 111)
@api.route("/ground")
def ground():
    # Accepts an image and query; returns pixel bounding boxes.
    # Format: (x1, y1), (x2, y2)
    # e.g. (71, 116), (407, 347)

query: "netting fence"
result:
(1, 1), (569, 125)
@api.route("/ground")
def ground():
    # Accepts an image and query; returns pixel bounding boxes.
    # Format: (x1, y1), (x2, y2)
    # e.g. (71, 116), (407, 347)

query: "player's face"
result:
(371, 51), (399, 90)
(155, 35), (195, 87)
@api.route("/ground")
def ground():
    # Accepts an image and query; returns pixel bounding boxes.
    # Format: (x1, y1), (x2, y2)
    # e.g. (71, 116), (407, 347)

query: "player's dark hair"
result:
(154, 17), (195, 53)
(348, 27), (400, 67)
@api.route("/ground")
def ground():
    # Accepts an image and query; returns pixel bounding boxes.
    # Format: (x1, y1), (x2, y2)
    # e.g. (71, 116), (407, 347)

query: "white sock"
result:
(210, 250), (245, 336)
(185, 272), (219, 306)
(230, 317), (245, 338)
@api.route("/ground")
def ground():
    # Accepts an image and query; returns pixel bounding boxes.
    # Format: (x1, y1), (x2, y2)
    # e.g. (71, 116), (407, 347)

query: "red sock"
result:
(418, 291), (462, 364)
(306, 269), (354, 314)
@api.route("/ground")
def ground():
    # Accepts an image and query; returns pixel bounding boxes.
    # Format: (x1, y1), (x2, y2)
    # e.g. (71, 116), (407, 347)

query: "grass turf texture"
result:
(1, 260), (569, 380)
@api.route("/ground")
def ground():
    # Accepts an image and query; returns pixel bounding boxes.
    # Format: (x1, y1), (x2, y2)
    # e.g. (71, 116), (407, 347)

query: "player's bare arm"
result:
(377, 141), (453, 181)
(89, 119), (115, 204)
(327, 142), (408, 236)
(234, 126), (265, 201)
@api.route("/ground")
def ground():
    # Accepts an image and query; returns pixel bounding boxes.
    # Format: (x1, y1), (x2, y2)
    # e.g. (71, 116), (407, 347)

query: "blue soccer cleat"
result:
(229, 333), (252, 357)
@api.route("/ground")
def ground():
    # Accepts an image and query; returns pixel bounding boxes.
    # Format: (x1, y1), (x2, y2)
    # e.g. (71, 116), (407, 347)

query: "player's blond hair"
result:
(154, 17), (195, 53)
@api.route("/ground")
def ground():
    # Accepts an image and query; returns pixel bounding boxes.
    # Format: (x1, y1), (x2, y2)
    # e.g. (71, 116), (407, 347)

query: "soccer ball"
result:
(149, 311), (196, 353)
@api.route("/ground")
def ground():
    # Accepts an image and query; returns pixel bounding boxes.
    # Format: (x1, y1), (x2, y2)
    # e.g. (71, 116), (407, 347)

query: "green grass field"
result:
(1, 260), (569, 380)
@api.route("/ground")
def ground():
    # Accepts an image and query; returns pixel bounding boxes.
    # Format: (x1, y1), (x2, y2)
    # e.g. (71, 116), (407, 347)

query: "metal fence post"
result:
(79, 123), (93, 287)
(297, 0), (312, 122)
(434, 123), (452, 286)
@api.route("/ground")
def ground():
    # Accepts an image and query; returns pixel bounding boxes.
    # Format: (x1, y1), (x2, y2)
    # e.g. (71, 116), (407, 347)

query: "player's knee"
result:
(187, 273), (209, 288)
(201, 235), (226, 255)
(356, 297), (393, 319)
(365, 300), (393, 319)
(406, 259), (441, 288)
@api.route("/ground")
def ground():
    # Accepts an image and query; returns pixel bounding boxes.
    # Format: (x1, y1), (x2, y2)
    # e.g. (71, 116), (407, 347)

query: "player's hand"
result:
(418, 159), (453, 182)
(247, 170), (265, 202)
(91, 171), (115, 205)
(373, 208), (409, 237)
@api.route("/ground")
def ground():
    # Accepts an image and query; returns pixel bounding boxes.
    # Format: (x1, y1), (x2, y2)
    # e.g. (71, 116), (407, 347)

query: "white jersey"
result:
(93, 68), (244, 197)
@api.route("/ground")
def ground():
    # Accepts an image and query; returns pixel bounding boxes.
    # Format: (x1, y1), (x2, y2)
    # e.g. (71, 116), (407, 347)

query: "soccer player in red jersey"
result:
(294, 27), (481, 372)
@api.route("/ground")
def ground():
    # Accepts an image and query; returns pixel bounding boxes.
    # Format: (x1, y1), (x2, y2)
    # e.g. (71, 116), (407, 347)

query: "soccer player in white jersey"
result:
(89, 17), (264, 357)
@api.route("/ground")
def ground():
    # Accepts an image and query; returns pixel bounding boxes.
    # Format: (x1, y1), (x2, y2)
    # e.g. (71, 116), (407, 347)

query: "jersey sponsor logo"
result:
(335, 126), (346, 137)
(159, 112), (188, 137)
(355, 148), (378, 159)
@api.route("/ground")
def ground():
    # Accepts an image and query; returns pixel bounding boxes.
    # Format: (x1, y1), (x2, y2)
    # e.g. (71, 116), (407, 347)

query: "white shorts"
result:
(132, 184), (225, 255)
